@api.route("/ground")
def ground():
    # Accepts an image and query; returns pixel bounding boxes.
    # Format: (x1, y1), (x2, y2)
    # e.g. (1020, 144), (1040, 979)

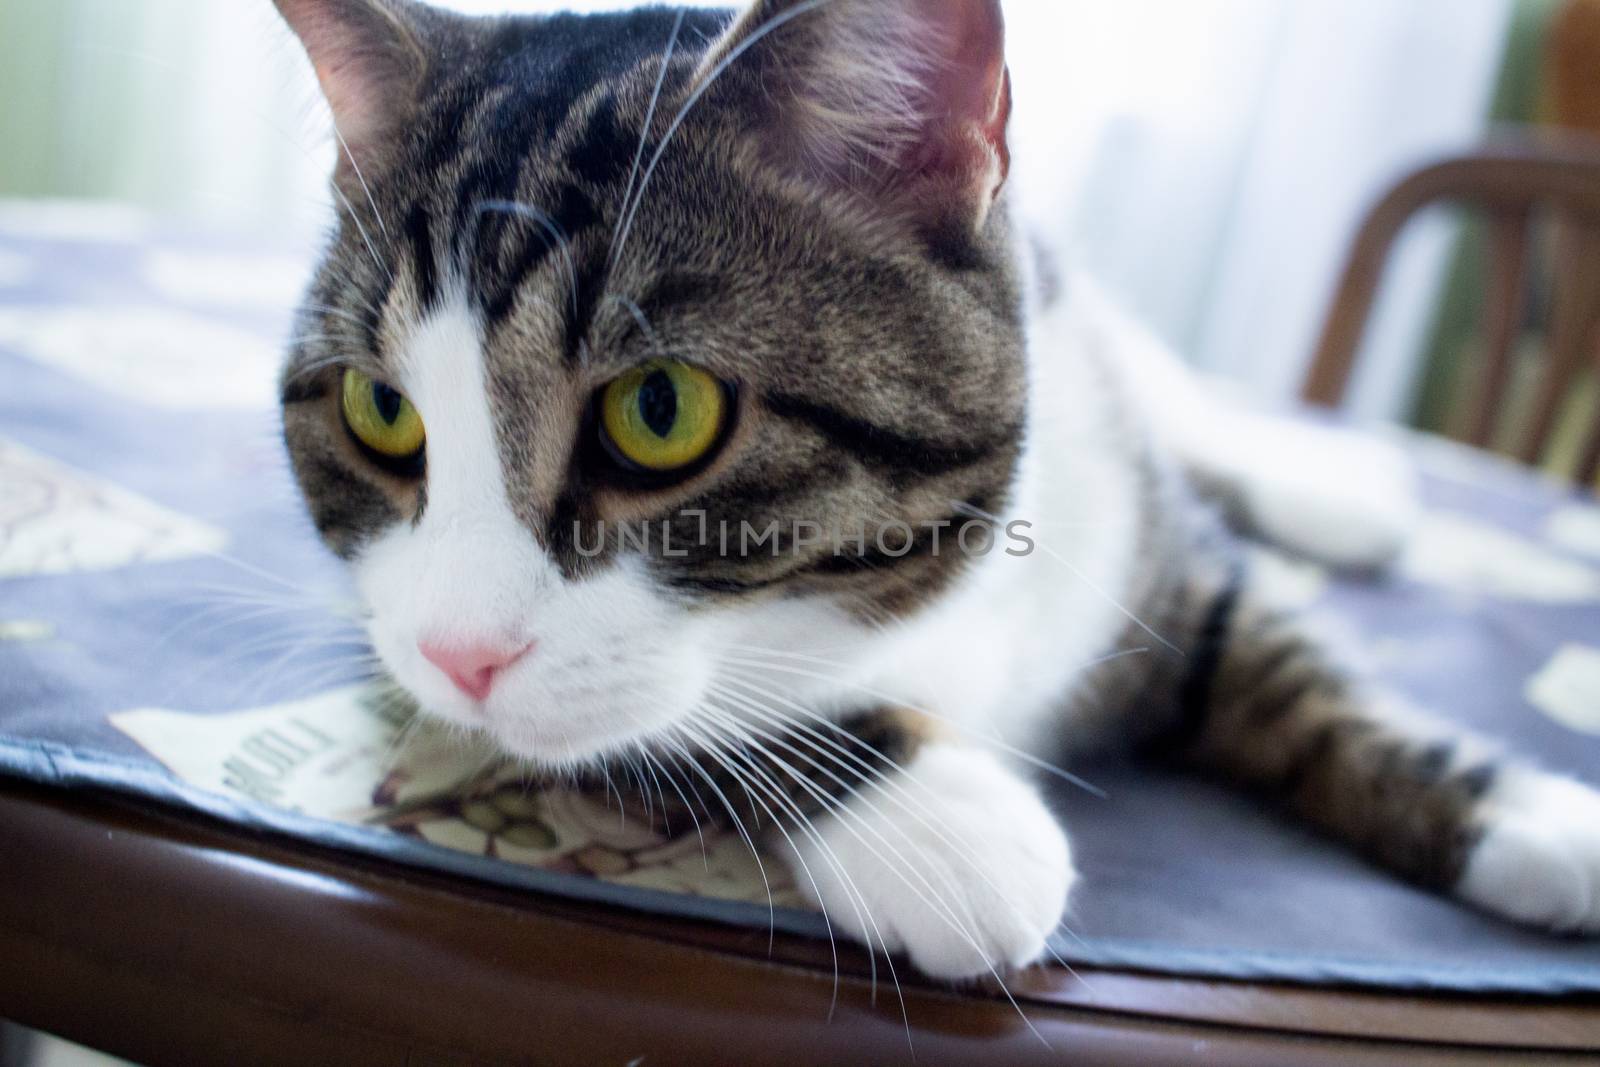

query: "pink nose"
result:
(418, 639), (533, 702)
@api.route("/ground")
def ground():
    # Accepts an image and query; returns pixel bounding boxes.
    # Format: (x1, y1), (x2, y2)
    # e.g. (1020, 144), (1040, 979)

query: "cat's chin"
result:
(405, 702), (666, 772)
(479, 714), (663, 771)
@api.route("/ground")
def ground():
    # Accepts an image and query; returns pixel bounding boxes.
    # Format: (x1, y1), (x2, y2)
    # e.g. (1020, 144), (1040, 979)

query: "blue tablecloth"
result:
(3, 202), (1599, 993)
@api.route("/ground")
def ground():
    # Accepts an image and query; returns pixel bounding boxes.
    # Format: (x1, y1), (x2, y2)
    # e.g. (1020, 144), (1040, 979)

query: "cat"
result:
(272, 0), (1600, 980)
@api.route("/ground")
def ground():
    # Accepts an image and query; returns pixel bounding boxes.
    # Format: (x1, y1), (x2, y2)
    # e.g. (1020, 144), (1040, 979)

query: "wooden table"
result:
(4, 779), (1596, 1066)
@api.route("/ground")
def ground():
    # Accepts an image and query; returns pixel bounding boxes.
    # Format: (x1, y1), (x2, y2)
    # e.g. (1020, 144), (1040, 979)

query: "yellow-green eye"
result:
(341, 369), (425, 461)
(600, 361), (728, 473)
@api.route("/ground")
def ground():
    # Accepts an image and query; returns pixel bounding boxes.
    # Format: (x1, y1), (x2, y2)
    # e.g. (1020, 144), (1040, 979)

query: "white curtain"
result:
(1007, 0), (1513, 417)
(9, 0), (1514, 416)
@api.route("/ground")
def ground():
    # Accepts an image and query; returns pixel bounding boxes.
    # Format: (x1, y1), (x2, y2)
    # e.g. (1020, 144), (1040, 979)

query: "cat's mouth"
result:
(392, 647), (708, 770)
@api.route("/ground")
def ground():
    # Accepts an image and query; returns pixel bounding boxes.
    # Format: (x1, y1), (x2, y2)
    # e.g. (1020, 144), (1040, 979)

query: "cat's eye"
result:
(599, 361), (730, 474)
(341, 369), (425, 466)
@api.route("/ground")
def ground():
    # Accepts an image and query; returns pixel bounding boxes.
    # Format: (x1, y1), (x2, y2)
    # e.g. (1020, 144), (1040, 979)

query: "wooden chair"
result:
(1302, 139), (1600, 486)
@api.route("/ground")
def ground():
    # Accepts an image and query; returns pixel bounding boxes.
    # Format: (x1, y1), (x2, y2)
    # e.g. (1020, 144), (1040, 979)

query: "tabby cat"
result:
(273, 0), (1600, 979)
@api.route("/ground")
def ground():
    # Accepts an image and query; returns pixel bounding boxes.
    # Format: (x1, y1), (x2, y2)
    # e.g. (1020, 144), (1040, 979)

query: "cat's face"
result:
(276, 0), (1026, 767)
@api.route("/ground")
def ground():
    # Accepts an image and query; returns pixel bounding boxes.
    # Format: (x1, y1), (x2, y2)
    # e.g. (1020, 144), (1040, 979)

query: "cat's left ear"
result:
(702, 0), (1012, 233)
(272, 0), (436, 181)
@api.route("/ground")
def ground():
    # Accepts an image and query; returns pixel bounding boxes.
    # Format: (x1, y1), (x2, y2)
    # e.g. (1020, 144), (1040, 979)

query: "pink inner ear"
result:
(312, 52), (391, 153)
(911, 0), (1013, 208)
(273, 0), (422, 170)
(936, 0), (1008, 121)
(987, 67), (1014, 198)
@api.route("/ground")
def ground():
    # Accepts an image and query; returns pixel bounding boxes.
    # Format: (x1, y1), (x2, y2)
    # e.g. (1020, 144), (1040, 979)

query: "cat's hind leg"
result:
(1170, 566), (1600, 933)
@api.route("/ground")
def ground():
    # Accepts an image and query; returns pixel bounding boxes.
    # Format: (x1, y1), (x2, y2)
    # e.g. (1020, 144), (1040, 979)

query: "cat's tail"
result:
(1167, 561), (1600, 934)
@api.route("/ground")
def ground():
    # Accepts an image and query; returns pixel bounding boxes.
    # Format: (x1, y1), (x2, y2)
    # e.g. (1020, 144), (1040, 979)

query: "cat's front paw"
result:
(1457, 772), (1600, 935)
(783, 744), (1074, 981)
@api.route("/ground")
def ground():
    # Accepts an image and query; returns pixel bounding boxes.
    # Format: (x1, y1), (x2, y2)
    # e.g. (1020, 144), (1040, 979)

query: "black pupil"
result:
(637, 370), (677, 439)
(372, 382), (404, 425)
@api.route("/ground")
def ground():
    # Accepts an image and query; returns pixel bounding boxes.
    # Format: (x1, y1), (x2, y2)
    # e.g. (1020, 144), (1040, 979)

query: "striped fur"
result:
(1155, 562), (1498, 892)
(273, 0), (1600, 979)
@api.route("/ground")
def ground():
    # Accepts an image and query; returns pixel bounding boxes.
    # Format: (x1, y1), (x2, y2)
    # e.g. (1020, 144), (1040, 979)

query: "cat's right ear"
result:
(700, 0), (1012, 236)
(272, 0), (433, 180)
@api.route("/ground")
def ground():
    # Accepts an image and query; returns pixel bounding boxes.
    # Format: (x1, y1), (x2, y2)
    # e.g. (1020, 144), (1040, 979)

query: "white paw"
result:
(1241, 429), (1421, 570)
(781, 744), (1074, 981)
(1457, 773), (1600, 935)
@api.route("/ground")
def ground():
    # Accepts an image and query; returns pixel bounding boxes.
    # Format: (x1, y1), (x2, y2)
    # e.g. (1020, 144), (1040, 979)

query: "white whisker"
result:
(333, 122), (393, 252)
(608, 9), (688, 272)
(656, 722), (778, 933)
(673, 717), (883, 1024)
(719, 647), (1118, 799)
(474, 199), (579, 318)
(609, 0), (834, 276)
(707, 678), (1087, 980)
(949, 498), (1181, 655)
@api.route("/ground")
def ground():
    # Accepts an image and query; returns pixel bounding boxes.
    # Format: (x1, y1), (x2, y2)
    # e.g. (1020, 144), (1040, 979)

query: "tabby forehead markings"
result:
(562, 259), (611, 365)
(568, 92), (638, 189)
(479, 185), (601, 328)
(464, 84), (693, 346)
(404, 204), (439, 313)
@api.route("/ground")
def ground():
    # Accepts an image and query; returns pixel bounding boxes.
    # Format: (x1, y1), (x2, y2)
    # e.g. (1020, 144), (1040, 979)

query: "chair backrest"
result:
(1302, 140), (1600, 486)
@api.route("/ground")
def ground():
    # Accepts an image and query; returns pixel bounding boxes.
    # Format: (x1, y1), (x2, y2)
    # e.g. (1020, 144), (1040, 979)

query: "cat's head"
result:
(276, 0), (1028, 768)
